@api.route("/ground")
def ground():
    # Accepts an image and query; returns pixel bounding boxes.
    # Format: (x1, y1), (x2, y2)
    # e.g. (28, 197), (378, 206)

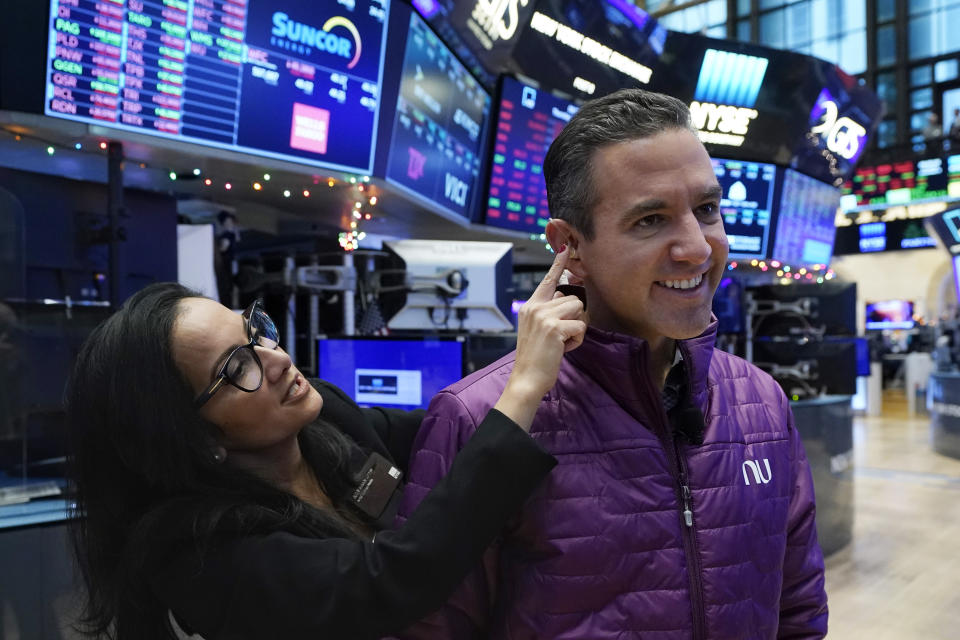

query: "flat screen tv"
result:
(382, 10), (491, 221)
(770, 169), (840, 266)
(44, 0), (390, 173)
(316, 336), (464, 409)
(482, 76), (578, 235)
(712, 157), (778, 260)
(865, 300), (915, 331)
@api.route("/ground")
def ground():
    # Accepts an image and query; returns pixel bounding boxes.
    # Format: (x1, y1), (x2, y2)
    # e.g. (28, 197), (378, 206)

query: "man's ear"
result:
(545, 219), (587, 280)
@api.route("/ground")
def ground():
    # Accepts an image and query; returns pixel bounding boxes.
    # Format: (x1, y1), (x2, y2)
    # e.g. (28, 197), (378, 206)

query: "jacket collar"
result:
(564, 319), (718, 426)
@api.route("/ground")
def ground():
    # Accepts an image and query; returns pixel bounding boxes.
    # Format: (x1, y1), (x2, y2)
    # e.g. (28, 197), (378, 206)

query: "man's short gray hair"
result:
(543, 88), (696, 240)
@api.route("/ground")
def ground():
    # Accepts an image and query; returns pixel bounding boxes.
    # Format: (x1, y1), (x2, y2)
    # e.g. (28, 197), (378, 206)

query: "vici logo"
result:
(444, 173), (468, 206)
(742, 458), (772, 485)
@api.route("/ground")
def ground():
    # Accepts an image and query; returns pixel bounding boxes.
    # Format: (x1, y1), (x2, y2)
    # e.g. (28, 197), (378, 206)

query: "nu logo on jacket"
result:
(742, 458), (772, 485)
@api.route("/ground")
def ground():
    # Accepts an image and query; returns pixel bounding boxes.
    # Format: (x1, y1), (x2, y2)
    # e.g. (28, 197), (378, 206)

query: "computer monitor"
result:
(382, 239), (514, 332)
(712, 157), (778, 260)
(864, 300), (915, 331)
(771, 169), (840, 267)
(316, 337), (464, 409)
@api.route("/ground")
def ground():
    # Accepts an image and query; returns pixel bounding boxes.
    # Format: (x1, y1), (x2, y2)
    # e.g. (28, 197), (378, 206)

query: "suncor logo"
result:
(271, 12), (362, 68)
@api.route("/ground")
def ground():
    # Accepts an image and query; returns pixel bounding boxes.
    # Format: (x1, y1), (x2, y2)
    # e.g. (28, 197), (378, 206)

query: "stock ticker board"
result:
(841, 155), (960, 210)
(45, 0), (389, 174)
(483, 77), (577, 235)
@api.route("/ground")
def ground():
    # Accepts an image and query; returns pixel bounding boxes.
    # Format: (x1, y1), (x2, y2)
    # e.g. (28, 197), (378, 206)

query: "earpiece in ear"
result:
(212, 445), (227, 464)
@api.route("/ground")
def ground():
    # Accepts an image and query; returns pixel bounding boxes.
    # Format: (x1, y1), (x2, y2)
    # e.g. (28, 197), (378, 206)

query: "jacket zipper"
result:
(647, 341), (706, 640)
(670, 443), (706, 640)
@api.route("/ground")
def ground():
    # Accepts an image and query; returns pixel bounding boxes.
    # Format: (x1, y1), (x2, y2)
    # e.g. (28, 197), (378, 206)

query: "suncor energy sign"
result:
(271, 12), (363, 68)
(689, 49), (769, 147)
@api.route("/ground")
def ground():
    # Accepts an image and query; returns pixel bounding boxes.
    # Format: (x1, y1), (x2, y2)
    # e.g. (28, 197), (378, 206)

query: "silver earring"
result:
(212, 446), (227, 464)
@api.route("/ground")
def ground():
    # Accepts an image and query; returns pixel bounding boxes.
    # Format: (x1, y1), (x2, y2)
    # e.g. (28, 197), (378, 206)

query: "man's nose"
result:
(670, 212), (713, 263)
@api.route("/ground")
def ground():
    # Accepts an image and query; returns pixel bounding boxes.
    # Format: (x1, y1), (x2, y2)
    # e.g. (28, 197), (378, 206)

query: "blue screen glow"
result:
(317, 338), (463, 409)
(771, 169), (840, 266)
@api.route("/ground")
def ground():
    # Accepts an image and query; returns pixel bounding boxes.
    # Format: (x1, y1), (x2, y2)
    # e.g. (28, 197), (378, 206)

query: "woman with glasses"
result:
(66, 248), (585, 640)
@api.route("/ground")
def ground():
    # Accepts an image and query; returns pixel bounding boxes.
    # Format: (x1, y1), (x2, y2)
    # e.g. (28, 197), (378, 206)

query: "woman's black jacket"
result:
(149, 379), (555, 639)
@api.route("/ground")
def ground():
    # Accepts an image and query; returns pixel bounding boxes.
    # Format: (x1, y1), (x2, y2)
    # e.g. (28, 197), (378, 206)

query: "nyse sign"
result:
(810, 100), (866, 161)
(689, 101), (758, 147)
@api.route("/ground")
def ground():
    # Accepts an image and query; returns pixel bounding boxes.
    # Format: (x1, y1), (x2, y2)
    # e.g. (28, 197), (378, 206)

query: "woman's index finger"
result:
(528, 248), (570, 303)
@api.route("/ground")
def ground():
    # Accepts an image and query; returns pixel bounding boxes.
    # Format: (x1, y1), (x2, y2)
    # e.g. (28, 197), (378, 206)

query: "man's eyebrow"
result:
(620, 198), (668, 223)
(619, 185), (724, 223)
(699, 185), (723, 201)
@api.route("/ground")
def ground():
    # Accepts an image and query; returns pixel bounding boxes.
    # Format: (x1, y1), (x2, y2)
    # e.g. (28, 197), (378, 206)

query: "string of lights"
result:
(0, 125), (380, 252)
(727, 258), (837, 284)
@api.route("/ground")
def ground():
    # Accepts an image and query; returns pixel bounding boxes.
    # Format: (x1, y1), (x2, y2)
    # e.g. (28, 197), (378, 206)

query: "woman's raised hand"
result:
(493, 247), (587, 431)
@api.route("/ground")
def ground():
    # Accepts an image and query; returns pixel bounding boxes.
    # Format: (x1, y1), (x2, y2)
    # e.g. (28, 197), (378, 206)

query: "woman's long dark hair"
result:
(66, 283), (366, 639)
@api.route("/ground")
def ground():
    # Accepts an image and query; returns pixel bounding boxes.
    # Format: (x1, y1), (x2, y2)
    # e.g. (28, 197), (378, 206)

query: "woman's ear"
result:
(545, 219), (586, 280)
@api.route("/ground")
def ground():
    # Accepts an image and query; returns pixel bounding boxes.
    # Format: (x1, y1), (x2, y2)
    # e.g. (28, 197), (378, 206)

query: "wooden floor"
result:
(824, 390), (960, 638)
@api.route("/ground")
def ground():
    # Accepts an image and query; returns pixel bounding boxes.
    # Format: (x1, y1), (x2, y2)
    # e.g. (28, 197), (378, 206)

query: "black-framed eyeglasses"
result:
(193, 300), (280, 409)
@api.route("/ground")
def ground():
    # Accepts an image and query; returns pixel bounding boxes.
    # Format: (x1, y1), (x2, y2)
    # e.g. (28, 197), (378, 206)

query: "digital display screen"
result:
(384, 11), (490, 220)
(865, 300), (914, 331)
(44, 0), (390, 174)
(484, 77), (577, 235)
(317, 338), (463, 409)
(508, 0), (667, 99)
(834, 218), (935, 255)
(712, 157), (777, 259)
(841, 154), (960, 211)
(791, 64), (882, 186)
(650, 32), (811, 164)
(771, 169), (840, 266)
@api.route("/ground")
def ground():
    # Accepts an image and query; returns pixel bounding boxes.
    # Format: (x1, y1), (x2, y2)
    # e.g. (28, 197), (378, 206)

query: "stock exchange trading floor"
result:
(823, 390), (960, 639)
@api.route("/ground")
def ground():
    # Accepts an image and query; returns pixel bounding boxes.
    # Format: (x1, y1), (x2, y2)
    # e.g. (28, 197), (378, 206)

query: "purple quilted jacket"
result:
(398, 322), (828, 639)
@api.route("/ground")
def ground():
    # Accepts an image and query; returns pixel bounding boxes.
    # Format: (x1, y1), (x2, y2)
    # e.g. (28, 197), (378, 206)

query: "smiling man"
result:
(399, 89), (828, 639)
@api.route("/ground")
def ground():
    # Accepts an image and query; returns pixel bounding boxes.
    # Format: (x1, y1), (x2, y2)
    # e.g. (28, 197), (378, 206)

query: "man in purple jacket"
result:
(398, 88), (828, 639)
